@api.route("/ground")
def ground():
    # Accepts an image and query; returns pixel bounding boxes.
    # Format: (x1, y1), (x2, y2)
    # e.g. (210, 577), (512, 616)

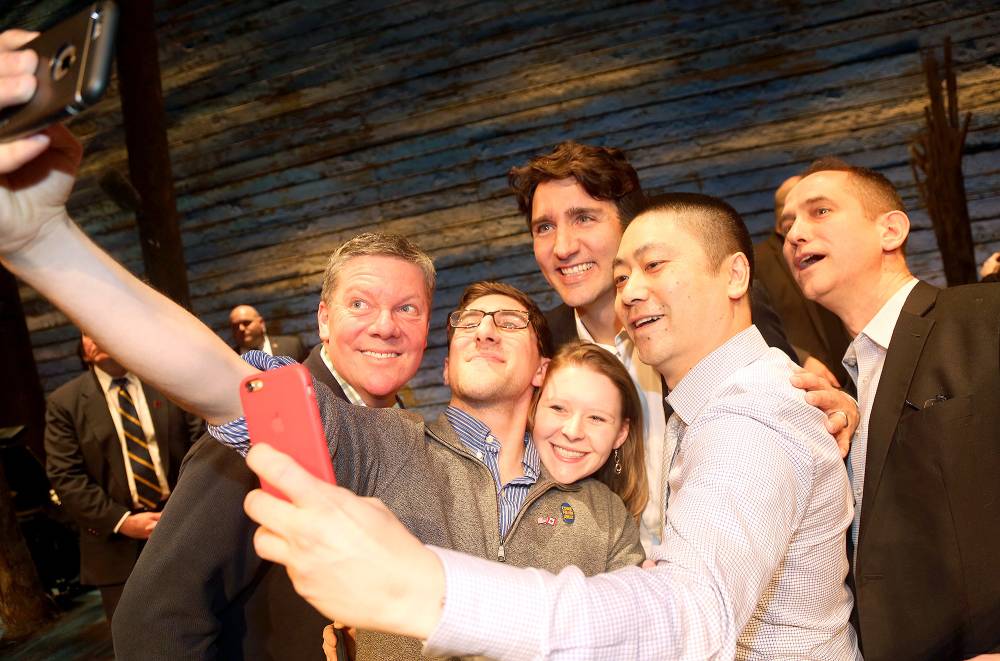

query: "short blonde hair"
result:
(320, 232), (435, 304)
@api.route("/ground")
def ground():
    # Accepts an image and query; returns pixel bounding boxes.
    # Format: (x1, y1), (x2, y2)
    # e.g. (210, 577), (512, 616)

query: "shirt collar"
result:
(857, 278), (919, 350)
(238, 334), (271, 356)
(320, 345), (372, 408)
(443, 406), (538, 478)
(93, 365), (136, 394)
(573, 308), (630, 350)
(667, 325), (769, 425)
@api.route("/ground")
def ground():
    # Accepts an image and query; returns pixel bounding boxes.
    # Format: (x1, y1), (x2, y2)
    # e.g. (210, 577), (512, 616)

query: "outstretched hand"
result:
(0, 29), (82, 257)
(790, 369), (859, 458)
(243, 444), (445, 640)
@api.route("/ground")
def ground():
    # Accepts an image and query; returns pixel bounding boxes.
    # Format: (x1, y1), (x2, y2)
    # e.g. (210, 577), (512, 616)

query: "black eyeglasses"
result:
(448, 308), (531, 330)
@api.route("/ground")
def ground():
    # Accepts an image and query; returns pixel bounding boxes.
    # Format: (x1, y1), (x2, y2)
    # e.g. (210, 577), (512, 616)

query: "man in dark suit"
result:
(229, 304), (307, 361)
(754, 175), (852, 387)
(44, 334), (202, 623)
(510, 141), (802, 551)
(783, 158), (1000, 660)
(113, 233), (435, 660)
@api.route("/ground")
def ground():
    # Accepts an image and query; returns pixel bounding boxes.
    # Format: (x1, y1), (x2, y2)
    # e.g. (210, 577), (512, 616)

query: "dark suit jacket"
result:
(854, 281), (1000, 660)
(44, 371), (202, 586)
(113, 345), (342, 660)
(754, 232), (852, 385)
(268, 334), (308, 362)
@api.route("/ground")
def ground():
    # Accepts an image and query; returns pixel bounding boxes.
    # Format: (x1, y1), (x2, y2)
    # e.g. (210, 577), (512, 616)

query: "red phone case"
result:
(239, 364), (336, 500)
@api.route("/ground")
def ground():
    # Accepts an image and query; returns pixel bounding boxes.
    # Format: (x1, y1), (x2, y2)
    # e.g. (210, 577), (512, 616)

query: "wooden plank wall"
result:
(8, 0), (1000, 417)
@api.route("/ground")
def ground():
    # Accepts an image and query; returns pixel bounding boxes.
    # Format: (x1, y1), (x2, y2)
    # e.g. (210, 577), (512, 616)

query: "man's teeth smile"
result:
(634, 315), (662, 329)
(559, 262), (595, 276)
(362, 350), (399, 359)
(552, 445), (586, 459)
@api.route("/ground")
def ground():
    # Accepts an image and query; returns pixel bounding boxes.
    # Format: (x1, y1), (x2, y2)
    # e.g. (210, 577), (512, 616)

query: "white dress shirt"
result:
(573, 311), (669, 553)
(425, 326), (859, 660)
(842, 277), (918, 552)
(92, 367), (170, 531)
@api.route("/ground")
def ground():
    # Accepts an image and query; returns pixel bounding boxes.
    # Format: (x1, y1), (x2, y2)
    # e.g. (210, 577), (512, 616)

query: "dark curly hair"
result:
(509, 141), (645, 229)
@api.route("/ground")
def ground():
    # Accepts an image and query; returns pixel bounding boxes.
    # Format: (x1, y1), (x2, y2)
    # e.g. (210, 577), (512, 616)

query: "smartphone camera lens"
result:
(51, 44), (77, 82)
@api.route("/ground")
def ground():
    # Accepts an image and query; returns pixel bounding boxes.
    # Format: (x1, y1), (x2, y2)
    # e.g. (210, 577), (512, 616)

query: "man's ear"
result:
(725, 252), (751, 300)
(532, 357), (551, 388)
(316, 301), (330, 342)
(878, 210), (910, 253)
(442, 357), (450, 387)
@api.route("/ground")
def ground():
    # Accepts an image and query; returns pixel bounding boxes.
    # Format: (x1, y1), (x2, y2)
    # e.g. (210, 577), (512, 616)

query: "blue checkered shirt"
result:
(443, 406), (539, 539)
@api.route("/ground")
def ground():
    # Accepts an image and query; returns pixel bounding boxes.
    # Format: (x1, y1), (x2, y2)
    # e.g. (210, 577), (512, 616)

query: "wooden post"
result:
(115, 0), (191, 309)
(908, 38), (976, 286)
(0, 266), (53, 638)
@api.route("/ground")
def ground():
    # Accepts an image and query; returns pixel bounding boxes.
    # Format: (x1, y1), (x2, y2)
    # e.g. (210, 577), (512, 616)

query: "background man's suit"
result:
(113, 345), (340, 660)
(44, 371), (202, 617)
(266, 334), (307, 361)
(755, 232), (852, 385)
(854, 281), (1000, 661)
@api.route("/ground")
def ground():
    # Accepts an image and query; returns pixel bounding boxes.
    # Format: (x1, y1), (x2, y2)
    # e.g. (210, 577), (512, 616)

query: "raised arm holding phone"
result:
(0, 31), (254, 424)
(0, 25), (870, 660)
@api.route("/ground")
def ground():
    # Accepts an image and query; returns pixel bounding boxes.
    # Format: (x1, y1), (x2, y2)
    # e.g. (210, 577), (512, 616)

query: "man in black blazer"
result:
(783, 158), (1000, 660)
(44, 334), (202, 623)
(113, 233), (435, 660)
(229, 304), (307, 361)
(754, 175), (852, 387)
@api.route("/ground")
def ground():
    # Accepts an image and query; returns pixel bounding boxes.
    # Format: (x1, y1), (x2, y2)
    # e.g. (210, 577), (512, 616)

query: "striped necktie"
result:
(112, 377), (163, 510)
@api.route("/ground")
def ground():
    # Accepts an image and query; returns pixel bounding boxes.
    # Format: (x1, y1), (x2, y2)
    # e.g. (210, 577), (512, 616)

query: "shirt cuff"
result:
(113, 510), (131, 534)
(205, 350), (298, 457)
(424, 546), (549, 660)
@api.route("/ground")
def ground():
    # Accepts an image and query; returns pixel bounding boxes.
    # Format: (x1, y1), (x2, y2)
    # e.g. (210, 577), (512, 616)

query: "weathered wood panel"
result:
(5, 0), (1000, 416)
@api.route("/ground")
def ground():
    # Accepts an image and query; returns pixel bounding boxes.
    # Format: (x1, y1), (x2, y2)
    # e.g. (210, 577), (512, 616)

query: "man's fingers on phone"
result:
(0, 49), (37, 80)
(0, 132), (50, 173)
(246, 443), (329, 506)
(0, 29), (39, 51)
(252, 523), (292, 565)
(244, 486), (292, 528)
(0, 72), (36, 106)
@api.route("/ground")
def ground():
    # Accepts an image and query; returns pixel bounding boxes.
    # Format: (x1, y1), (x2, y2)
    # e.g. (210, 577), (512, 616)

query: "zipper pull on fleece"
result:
(497, 544), (506, 562)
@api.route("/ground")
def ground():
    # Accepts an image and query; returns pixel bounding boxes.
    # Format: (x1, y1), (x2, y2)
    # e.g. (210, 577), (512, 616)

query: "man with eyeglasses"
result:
(203, 279), (642, 657)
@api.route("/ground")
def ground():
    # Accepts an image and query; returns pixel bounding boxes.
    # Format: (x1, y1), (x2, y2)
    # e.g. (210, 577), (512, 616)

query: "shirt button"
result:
(475, 450), (484, 460)
(854, 487), (863, 500)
